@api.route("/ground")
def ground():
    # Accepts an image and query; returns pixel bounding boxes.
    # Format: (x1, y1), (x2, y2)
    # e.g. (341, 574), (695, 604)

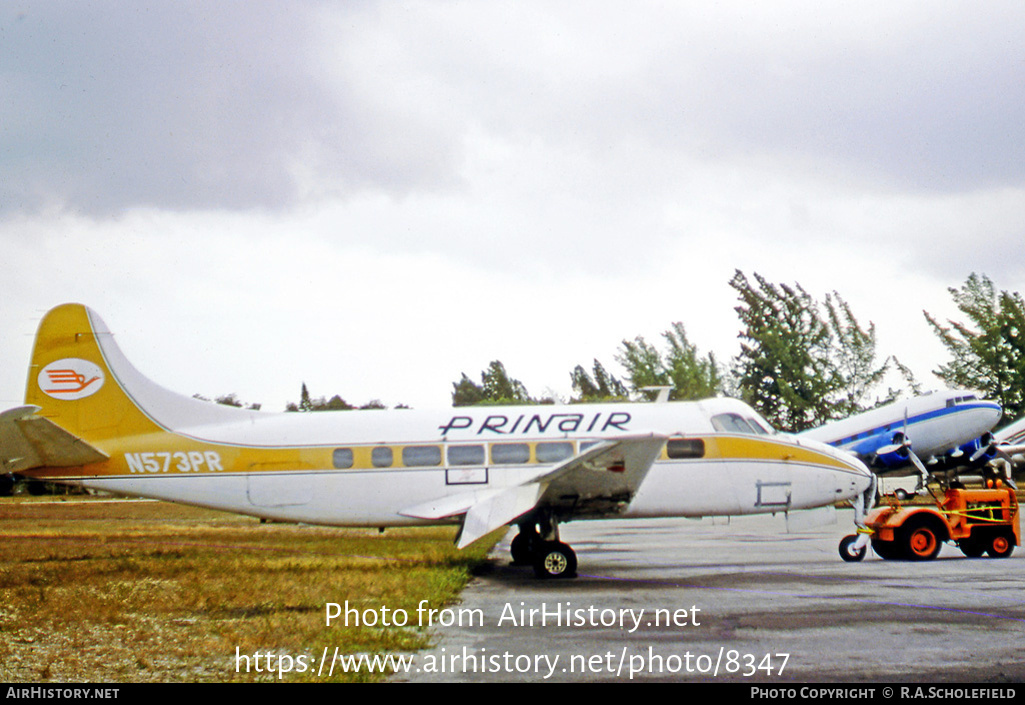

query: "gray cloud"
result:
(3, 1), (1024, 262)
(0, 2), (463, 216)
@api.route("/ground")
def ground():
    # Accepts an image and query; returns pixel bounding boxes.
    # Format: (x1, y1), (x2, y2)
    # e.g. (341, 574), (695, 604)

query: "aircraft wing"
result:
(994, 417), (1025, 467)
(399, 433), (667, 548)
(0, 405), (109, 473)
(534, 432), (668, 513)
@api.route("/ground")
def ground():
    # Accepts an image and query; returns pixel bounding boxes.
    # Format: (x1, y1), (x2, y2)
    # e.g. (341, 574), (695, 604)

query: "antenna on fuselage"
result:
(639, 386), (673, 403)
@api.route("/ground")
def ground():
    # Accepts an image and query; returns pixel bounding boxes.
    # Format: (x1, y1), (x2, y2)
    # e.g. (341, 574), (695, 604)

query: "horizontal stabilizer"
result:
(0, 406), (109, 473)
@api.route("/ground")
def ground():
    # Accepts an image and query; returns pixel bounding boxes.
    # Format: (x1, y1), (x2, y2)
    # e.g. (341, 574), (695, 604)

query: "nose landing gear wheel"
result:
(839, 534), (866, 562)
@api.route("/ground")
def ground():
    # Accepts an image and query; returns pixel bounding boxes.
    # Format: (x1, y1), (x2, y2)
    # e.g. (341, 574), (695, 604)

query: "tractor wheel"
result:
(871, 538), (900, 560)
(898, 515), (944, 561)
(986, 532), (1015, 559)
(958, 539), (985, 558)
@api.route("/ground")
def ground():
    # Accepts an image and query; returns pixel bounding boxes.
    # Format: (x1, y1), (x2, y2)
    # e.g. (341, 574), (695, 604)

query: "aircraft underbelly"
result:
(74, 467), (533, 527)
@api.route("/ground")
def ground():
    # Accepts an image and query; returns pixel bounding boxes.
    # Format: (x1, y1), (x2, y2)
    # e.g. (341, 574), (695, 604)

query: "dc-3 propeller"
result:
(873, 409), (932, 494)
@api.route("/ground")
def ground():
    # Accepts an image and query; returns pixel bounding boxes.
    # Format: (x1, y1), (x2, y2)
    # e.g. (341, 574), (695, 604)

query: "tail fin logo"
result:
(38, 359), (106, 400)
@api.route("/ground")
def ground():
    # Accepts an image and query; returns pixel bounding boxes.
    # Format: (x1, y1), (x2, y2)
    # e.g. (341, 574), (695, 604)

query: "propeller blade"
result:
(908, 449), (931, 493)
(908, 449), (928, 477)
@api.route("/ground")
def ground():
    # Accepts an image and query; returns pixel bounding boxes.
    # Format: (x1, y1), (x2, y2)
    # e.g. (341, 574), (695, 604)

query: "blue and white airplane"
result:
(800, 390), (1004, 489)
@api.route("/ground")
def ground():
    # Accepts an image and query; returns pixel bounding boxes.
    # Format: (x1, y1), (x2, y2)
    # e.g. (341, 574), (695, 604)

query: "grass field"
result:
(0, 496), (499, 683)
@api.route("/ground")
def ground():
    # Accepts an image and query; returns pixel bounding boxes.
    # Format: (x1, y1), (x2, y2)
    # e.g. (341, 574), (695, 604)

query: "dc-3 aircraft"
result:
(1, 304), (876, 578)
(801, 390), (1005, 485)
(800, 389), (1022, 561)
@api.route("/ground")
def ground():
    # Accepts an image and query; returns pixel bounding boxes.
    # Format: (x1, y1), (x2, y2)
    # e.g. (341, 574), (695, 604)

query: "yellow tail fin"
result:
(25, 304), (162, 442)
(25, 304), (252, 444)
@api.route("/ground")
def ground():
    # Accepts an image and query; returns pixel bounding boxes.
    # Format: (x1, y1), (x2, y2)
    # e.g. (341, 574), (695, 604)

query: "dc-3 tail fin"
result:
(10, 304), (255, 467)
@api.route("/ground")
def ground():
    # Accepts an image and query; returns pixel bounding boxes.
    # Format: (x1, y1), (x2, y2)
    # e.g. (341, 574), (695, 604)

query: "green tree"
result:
(570, 359), (629, 402)
(730, 271), (894, 431)
(451, 361), (532, 406)
(663, 322), (724, 400)
(615, 322), (724, 401)
(451, 373), (488, 407)
(925, 273), (1025, 423)
(731, 270), (835, 431)
(299, 382), (314, 412)
(823, 293), (901, 418)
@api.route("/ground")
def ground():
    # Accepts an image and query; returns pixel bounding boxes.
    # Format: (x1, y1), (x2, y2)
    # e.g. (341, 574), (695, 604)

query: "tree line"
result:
(204, 271), (1025, 435)
(448, 271), (1025, 433)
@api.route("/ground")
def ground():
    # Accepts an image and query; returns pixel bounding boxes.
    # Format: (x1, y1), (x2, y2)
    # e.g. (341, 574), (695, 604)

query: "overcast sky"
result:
(2, 2), (1024, 413)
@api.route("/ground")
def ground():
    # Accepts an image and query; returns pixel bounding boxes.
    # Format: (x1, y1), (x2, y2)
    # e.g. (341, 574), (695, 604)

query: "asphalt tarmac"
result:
(399, 510), (1025, 683)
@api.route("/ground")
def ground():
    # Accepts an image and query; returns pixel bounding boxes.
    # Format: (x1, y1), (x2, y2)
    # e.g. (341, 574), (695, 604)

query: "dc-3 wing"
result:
(0, 406), (109, 474)
(399, 433), (668, 549)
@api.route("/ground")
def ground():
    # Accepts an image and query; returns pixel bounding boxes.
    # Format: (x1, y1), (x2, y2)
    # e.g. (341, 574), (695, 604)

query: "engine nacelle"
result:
(871, 432), (911, 469)
(955, 432), (997, 462)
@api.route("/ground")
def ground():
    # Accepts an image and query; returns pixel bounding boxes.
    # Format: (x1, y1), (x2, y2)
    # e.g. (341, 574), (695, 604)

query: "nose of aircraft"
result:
(798, 435), (873, 501)
(851, 457), (873, 495)
(835, 446), (873, 496)
(982, 400), (1003, 428)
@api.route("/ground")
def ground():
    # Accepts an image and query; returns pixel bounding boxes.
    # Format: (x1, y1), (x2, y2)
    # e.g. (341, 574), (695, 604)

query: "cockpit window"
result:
(711, 413), (755, 434)
(711, 412), (771, 435)
(746, 417), (771, 435)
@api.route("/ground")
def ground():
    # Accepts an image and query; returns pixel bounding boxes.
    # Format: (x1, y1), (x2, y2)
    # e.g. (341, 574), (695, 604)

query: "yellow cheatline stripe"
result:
(710, 435), (857, 471)
(33, 432), (862, 480)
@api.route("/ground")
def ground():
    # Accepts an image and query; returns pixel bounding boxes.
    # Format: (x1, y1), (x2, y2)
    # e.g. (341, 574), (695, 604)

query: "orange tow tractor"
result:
(839, 480), (1020, 561)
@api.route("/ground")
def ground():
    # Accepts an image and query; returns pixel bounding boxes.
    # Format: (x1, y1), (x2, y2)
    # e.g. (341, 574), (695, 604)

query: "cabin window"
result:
(491, 443), (530, 465)
(332, 448), (354, 469)
(666, 438), (705, 459)
(536, 441), (574, 463)
(448, 444), (486, 466)
(371, 446), (393, 468)
(402, 445), (442, 467)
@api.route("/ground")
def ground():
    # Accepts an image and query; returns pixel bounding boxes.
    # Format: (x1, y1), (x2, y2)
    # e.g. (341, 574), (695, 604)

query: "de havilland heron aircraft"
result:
(0, 304), (876, 578)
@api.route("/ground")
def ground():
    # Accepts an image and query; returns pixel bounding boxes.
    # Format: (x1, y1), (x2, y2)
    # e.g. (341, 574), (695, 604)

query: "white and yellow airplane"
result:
(1, 304), (873, 578)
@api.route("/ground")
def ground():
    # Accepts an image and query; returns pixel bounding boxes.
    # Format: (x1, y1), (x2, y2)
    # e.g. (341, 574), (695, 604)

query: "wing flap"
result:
(0, 406), (109, 473)
(399, 488), (503, 521)
(456, 482), (545, 549)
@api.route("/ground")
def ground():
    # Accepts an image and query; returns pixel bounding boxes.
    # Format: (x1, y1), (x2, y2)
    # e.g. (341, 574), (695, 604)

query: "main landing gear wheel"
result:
(839, 535), (866, 562)
(532, 541), (578, 579)
(509, 528), (540, 566)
